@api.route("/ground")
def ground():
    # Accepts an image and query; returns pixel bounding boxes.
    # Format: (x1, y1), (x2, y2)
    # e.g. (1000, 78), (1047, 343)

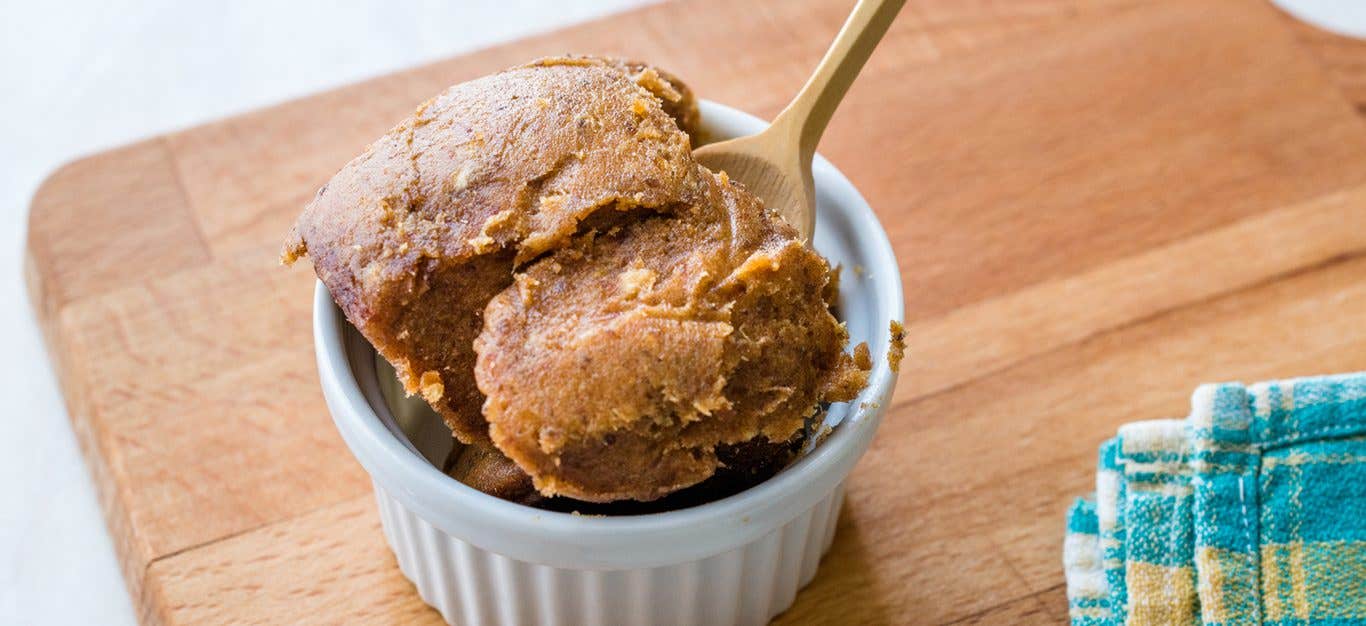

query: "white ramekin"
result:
(314, 100), (905, 626)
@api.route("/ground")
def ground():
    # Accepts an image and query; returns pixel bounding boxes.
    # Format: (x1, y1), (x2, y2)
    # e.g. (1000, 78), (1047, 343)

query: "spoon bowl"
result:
(692, 0), (904, 240)
(695, 137), (814, 237)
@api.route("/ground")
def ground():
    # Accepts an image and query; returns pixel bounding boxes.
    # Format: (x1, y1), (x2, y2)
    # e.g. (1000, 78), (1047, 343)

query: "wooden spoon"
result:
(694, 0), (905, 240)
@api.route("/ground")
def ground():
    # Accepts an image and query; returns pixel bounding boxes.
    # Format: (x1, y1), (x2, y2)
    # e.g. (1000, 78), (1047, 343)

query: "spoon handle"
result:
(777, 0), (906, 159)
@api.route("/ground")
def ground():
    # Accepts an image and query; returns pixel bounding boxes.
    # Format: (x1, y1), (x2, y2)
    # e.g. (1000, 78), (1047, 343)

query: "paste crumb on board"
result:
(888, 320), (906, 373)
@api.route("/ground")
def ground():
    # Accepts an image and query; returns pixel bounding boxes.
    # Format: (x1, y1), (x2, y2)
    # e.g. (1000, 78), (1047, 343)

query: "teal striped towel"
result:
(1065, 373), (1366, 626)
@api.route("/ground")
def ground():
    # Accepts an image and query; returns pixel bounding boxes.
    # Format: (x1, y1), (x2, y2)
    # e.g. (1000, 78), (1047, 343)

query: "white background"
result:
(0, 1), (1356, 624)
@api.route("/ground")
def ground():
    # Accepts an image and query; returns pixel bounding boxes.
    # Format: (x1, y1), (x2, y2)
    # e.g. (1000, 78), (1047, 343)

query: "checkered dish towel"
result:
(1064, 373), (1366, 626)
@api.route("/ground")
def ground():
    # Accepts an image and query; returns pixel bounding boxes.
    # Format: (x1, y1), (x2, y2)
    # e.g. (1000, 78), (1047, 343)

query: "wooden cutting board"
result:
(26, 1), (1366, 623)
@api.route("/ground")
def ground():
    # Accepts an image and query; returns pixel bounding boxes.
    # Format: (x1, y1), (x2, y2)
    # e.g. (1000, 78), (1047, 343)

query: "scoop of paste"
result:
(287, 56), (869, 503)
(475, 169), (868, 501)
(284, 56), (699, 445)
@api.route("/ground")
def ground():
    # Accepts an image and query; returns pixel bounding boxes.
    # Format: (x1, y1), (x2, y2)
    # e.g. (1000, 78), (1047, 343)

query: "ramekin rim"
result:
(312, 100), (905, 566)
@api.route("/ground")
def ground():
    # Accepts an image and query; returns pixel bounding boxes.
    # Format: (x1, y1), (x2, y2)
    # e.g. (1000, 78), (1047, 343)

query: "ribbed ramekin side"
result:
(373, 482), (847, 625)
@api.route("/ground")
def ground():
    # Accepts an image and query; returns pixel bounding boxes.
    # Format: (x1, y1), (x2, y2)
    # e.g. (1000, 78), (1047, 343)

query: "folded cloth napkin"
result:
(1122, 419), (1198, 625)
(1098, 439), (1127, 622)
(1066, 498), (1111, 625)
(1065, 373), (1366, 626)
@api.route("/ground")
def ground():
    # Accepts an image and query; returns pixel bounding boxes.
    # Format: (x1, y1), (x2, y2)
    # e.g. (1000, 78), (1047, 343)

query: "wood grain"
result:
(25, 139), (208, 341)
(1285, 15), (1366, 110)
(23, 0), (1366, 624)
(939, 593), (1058, 626)
(866, 0), (1366, 324)
(898, 186), (1366, 402)
(55, 250), (370, 565)
(146, 497), (440, 626)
